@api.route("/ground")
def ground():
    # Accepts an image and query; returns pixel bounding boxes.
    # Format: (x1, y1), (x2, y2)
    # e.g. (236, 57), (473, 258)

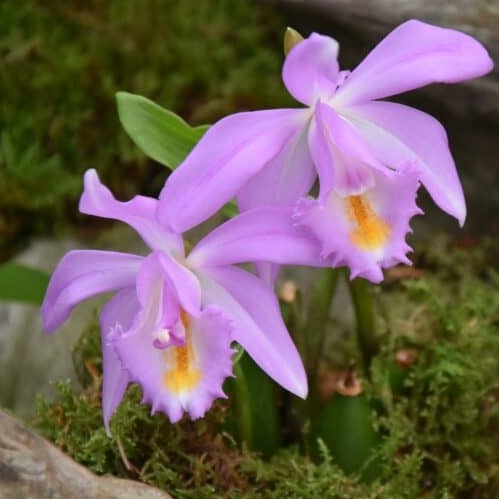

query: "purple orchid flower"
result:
(156, 20), (492, 282)
(41, 169), (323, 432)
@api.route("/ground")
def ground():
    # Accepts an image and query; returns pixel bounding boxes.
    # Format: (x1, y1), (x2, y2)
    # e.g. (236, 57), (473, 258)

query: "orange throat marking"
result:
(162, 312), (201, 394)
(346, 195), (390, 250)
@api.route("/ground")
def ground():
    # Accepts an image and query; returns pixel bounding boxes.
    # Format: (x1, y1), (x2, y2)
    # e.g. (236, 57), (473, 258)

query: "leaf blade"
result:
(116, 91), (208, 169)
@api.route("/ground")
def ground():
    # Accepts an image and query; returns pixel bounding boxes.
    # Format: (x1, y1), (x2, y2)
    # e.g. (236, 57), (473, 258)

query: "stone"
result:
(0, 408), (172, 499)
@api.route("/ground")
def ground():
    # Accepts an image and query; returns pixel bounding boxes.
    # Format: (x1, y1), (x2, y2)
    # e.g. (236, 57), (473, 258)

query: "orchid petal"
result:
(197, 266), (308, 398)
(80, 169), (183, 255)
(333, 19), (493, 106)
(99, 287), (139, 434)
(157, 109), (308, 233)
(41, 250), (142, 332)
(344, 100), (466, 224)
(253, 262), (280, 287)
(134, 253), (179, 332)
(294, 165), (422, 283)
(158, 253), (201, 316)
(237, 118), (315, 211)
(113, 304), (233, 423)
(133, 252), (202, 347)
(283, 32), (340, 106)
(309, 102), (385, 196)
(188, 206), (324, 269)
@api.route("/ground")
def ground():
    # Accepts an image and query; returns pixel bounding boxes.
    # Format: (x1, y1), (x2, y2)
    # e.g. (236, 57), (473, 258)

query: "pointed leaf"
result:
(116, 92), (209, 169)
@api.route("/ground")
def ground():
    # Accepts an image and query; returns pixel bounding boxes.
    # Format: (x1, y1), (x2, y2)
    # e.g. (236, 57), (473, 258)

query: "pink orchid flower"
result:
(41, 170), (322, 432)
(157, 20), (492, 282)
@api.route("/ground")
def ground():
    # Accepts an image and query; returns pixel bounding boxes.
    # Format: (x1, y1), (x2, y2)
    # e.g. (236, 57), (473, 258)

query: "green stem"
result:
(302, 268), (340, 421)
(348, 277), (379, 375)
(305, 269), (340, 383)
(231, 360), (253, 448)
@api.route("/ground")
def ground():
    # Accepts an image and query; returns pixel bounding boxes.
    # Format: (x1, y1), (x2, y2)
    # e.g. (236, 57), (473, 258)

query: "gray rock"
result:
(262, 0), (499, 236)
(267, 0), (499, 119)
(0, 407), (172, 499)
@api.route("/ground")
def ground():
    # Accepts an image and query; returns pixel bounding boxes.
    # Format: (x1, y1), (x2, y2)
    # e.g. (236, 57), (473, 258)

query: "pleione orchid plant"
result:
(41, 169), (323, 432)
(40, 18), (492, 477)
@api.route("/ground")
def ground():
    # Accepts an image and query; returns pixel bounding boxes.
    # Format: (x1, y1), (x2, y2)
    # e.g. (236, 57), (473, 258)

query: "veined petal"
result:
(157, 109), (308, 233)
(99, 287), (139, 434)
(80, 169), (183, 255)
(283, 32), (340, 106)
(197, 266), (308, 398)
(344, 100), (465, 224)
(237, 117), (315, 211)
(294, 166), (422, 283)
(187, 206), (324, 269)
(41, 250), (142, 332)
(333, 19), (493, 106)
(309, 102), (385, 196)
(113, 305), (233, 423)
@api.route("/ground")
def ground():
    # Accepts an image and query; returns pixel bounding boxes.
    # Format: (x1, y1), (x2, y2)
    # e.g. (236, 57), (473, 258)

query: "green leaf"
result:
(0, 262), (49, 305)
(224, 353), (281, 458)
(116, 91), (209, 169)
(311, 391), (381, 482)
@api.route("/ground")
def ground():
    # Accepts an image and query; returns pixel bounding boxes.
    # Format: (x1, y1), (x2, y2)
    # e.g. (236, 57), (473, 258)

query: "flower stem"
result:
(348, 277), (379, 375)
(231, 360), (253, 447)
(305, 268), (340, 387)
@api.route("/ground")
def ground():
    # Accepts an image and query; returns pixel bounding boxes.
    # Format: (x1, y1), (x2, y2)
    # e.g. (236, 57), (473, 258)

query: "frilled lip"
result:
(293, 165), (422, 283)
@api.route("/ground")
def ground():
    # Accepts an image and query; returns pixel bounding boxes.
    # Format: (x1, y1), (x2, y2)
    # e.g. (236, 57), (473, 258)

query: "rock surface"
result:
(263, 0), (499, 236)
(0, 408), (172, 499)
(266, 0), (499, 119)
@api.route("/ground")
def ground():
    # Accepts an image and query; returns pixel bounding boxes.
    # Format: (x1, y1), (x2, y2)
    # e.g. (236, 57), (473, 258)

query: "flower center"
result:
(346, 195), (390, 250)
(152, 328), (171, 349)
(163, 311), (201, 394)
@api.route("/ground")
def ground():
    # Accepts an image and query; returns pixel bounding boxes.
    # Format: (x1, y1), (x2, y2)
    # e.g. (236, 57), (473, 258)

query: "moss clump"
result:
(0, 0), (291, 259)
(34, 238), (499, 497)
(369, 239), (499, 497)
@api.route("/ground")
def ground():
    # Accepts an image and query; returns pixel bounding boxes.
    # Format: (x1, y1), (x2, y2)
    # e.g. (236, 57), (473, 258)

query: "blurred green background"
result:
(0, 0), (294, 260)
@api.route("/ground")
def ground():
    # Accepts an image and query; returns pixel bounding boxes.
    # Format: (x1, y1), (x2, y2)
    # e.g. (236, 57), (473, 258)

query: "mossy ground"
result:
(34, 237), (499, 498)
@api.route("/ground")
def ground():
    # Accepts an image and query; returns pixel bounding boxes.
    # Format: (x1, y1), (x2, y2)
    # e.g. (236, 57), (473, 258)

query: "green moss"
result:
(34, 239), (499, 497)
(369, 237), (499, 497)
(0, 0), (291, 259)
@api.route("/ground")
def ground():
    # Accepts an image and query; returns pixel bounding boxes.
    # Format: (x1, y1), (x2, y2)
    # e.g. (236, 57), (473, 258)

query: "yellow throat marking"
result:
(163, 312), (201, 394)
(347, 195), (390, 250)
